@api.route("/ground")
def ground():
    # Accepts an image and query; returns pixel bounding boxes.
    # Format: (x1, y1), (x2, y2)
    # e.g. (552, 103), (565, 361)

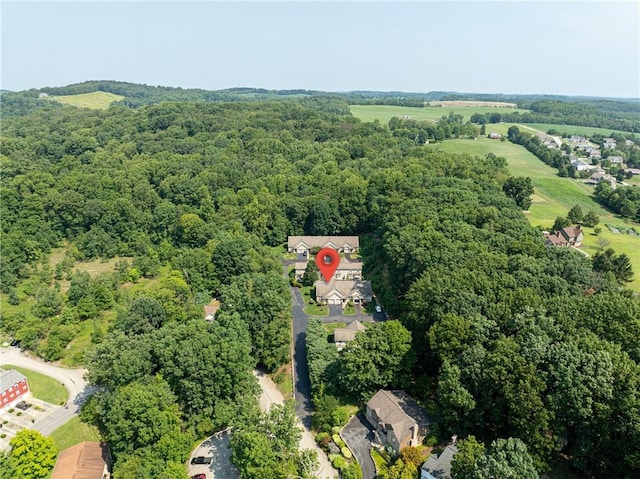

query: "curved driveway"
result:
(342, 414), (376, 479)
(0, 346), (93, 435)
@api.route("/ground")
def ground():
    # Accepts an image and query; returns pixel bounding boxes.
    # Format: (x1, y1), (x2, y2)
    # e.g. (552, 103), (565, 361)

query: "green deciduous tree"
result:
(502, 176), (534, 210)
(338, 320), (414, 399)
(4, 430), (57, 479)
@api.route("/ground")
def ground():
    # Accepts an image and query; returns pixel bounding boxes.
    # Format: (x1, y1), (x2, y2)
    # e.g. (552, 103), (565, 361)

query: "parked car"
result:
(375, 305), (383, 313)
(10, 339), (20, 347)
(191, 475), (207, 479)
(16, 401), (31, 411)
(190, 456), (213, 465)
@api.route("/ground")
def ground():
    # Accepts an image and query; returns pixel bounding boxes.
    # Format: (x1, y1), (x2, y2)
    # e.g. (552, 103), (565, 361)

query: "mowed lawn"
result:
(54, 91), (123, 109)
(350, 105), (530, 123)
(50, 416), (101, 450)
(2, 365), (68, 404)
(427, 136), (640, 291)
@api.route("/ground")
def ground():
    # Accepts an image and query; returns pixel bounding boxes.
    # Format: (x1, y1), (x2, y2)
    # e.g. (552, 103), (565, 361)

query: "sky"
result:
(1, 1), (639, 98)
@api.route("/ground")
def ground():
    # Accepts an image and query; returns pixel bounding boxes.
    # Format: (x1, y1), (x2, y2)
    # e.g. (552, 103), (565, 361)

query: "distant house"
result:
(571, 158), (596, 172)
(365, 390), (432, 452)
(0, 369), (30, 412)
(625, 139), (635, 147)
(607, 156), (624, 165)
(315, 279), (372, 305)
(585, 172), (617, 187)
(488, 132), (501, 139)
(51, 441), (112, 479)
(588, 149), (602, 160)
(603, 138), (617, 149)
(569, 135), (587, 144)
(203, 300), (220, 322)
(544, 225), (584, 248)
(420, 444), (459, 479)
(333, 320), (367, 350)
(295, 257), (363, 281)
(287, 236), (359, 255)
(624, 168), (640, 176)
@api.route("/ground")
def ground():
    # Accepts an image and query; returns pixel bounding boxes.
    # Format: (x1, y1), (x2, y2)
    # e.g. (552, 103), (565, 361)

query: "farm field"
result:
(350, 105), (530, 123)
(54, 91), (123, 109)
(526, 122), (640, 138)
(427, 137), (640, 291)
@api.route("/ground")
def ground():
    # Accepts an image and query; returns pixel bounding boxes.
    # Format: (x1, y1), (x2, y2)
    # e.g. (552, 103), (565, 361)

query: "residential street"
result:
(0, 346), (93, 436)
(290, 284), (314, 427)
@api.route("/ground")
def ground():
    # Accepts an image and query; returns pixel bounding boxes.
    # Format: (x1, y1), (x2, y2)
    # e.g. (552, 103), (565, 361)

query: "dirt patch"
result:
(428, 100), (518, 108)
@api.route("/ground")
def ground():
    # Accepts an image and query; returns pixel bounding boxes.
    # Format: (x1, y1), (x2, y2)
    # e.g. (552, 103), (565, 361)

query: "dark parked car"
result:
(190, 456), (212, 465)
(191, 475), (206, 479)
(10, 339), (20, 347)
(16, 401), (31, 411)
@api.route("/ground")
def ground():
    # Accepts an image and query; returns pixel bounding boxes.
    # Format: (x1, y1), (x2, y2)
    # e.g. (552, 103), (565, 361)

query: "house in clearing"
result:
(315, 279), (372, 305)
(295, 257), (363, 281)
(203, 300), (220, 322)
(51, 441), (112, 479)
(287, 236), (359, 255)
(544, 225), (584, 248)
(365, 390), (432, 453)
(0, 369), (30, 413)
(333, 320), (367, 350)
(420, 444), (459, 479)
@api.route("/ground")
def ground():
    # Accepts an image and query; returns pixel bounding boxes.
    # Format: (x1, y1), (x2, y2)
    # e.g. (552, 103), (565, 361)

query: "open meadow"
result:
(350, 104), (530, 123)
(53, 91), (123, 109)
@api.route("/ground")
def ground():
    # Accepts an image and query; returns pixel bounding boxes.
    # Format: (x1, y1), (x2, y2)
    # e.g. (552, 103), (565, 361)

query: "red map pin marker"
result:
(316, 248), (340, 282)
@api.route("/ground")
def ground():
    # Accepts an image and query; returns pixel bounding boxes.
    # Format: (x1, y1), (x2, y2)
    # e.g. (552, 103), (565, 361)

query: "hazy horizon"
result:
(2, 1), (639, 98)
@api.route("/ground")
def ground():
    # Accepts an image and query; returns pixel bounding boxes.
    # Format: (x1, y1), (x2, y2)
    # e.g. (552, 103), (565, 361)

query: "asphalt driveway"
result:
(188, 431), (239, 479)
(342, 414), (377, 479)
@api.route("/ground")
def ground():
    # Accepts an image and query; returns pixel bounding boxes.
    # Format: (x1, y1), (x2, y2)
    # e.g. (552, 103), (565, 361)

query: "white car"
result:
(375, 305), (382, 313)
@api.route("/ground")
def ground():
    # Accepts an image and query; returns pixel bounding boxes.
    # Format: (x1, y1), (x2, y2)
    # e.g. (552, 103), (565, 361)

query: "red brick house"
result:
(0, 369), (30, 412)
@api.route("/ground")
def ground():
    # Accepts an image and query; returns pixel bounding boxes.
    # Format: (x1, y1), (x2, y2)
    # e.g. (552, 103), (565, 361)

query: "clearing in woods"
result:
(427, 100), (518, 108)
(53, 91), (123, 109)
(349, 104), (531, 123)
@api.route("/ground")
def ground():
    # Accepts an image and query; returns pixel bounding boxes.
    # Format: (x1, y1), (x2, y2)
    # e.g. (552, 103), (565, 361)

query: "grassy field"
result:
(526, 122), (639, 138)
(350, 105), (530, 124)
(427, 136), (640, 291)
(54, 91), (123, 109)
(49, 416), (101, 450)
(2, 365), (68, 404)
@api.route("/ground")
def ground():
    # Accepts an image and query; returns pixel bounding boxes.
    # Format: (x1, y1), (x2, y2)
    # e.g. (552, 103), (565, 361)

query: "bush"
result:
(331, 426), (341, 435)
(8, 409), (14, 414)
(331, 455), (348, 470)
(341, 446), (353, 459)
(333, 433), (346, 449)
(425, 435), (438, 447)
(316, 432), (331, 448)
(0, 434), (5, 439)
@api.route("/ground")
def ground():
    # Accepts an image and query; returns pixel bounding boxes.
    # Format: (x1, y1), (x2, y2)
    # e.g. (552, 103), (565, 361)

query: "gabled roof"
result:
(334, 320), (367, 343)
(315, 279), (372, 299)
(367, 390), (432, 445)
(287, 236), (360, 249)
(51, 442), (110, 479)
(0, 369), (27, 391)
(421, 444), (458, 479)
(560, 225), (582, 241)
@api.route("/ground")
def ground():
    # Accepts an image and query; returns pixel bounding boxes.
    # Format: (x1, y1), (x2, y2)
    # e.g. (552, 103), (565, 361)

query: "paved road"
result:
(290, 285), (314, 427)
(254, 370), (337, 479)
(0, 346), (94, 435)
(342, 414), (377, 479)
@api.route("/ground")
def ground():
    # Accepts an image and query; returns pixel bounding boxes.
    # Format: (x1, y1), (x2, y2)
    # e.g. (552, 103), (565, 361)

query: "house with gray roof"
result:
(287, 236), (359, 255)
(315, 279), (372, 305)
(333, 320), (367, 350)
(365, 390), (432, 453)
(420, 444), (459, 479)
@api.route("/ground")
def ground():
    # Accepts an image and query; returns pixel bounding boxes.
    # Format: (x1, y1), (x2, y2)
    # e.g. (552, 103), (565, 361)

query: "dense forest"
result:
(1, 92), (639, 478)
